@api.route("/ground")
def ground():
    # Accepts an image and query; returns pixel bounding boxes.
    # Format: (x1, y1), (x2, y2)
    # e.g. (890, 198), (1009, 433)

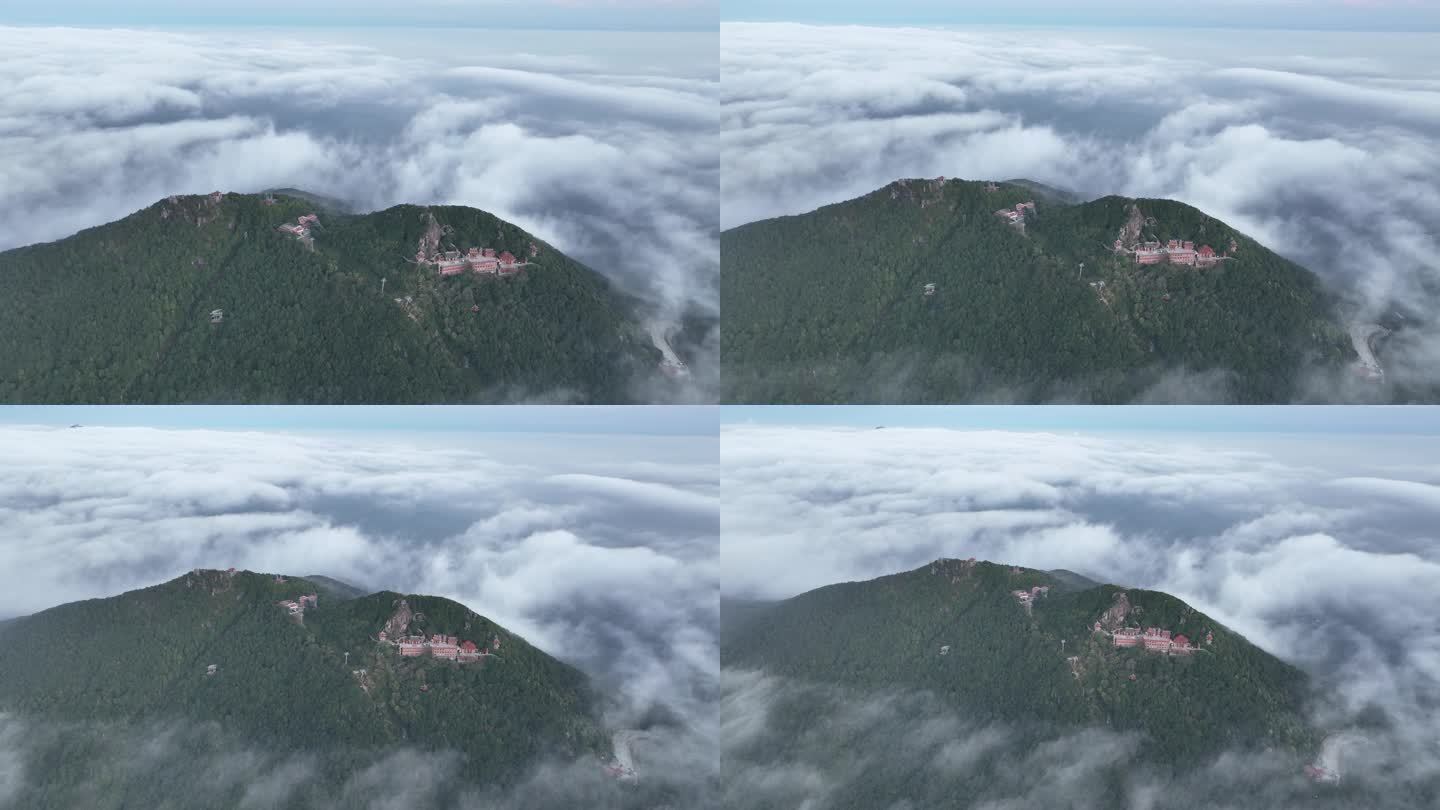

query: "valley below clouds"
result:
(0, 422), (719, 809)
(721, 422), (1440, 808)
(721, 22), (1440, 394)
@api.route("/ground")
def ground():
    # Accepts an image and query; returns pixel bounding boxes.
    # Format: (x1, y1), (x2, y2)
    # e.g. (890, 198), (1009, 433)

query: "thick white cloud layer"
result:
(722, 23), (1440, 386)
(0, 25), (719, 396)
(0, 422), (719, 804)
(721, 422), (1440, 804)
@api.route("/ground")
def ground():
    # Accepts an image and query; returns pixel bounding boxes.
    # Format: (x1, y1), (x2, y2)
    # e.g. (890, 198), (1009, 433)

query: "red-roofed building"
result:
(1142, 628), (1173, 651)
(498, 251), (517, 266)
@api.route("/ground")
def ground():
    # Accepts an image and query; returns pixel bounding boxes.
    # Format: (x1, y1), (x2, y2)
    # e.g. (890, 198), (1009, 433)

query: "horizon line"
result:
(720, 19), (1440, 34)
(0, 20), (718, 33)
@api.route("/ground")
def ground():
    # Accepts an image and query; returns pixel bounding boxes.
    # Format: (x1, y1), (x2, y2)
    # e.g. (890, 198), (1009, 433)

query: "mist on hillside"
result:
(719, 422), (1440, 808)
(0, 424), (720, 809)
(721, 23), (1440, 400)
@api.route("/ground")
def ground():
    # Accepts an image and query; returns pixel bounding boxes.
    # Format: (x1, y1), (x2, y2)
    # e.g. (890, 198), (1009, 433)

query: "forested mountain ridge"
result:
(721, 178), (1354, 403)
(0, 569), (611, 790)
(0, 191), (664, 403)
(723, 558), (1317, 764)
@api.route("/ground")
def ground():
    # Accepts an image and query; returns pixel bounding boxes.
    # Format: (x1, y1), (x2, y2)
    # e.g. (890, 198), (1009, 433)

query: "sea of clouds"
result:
(721, 23), (1440, 391)
(0, 422), (719, 808)
(0, 24), (719, 400)
(721, 422), (1440, 808)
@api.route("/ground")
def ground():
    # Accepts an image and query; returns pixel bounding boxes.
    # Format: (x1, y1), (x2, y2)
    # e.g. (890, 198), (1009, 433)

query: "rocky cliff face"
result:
(382, 597), (414, 638)
(1097, 590), (1132, 630)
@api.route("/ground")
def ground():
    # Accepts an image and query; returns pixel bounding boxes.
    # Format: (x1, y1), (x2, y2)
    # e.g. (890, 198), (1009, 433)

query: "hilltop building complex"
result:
(1116, 238), (1232, 267)
(419, 244), (534, 278)
(377, 630), (499, 663)
(277, 214), (320, 242)
(276, 593), (319, 616)
(994, 201), (1038, 228)
(1098, 623), (1201, 655)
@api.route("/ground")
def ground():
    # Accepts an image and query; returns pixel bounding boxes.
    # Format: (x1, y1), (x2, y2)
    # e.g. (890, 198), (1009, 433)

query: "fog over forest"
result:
(0, 423), (720, 809)
(721, 422), (1440, 808)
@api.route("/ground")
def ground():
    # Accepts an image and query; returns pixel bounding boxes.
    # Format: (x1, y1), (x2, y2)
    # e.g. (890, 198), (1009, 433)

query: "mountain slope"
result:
(302, 573), (370, 601)
(721, 178), (1352, 403)
(0, 192), (663, 403)
(723, 559), (1316, 764)
(0, 569), (609, 789)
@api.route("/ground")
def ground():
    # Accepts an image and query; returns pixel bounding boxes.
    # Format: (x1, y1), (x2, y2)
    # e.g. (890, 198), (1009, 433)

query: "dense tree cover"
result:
(721, 179), (1351, 403)
(723, 560), (1317, 767)
(0, 570), (612, 807)
(0, 193), (660, 403)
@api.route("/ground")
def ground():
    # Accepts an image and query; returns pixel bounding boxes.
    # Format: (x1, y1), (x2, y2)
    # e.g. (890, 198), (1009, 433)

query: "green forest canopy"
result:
(721, 178), (1352, 404)
(0, 192), (665, 403)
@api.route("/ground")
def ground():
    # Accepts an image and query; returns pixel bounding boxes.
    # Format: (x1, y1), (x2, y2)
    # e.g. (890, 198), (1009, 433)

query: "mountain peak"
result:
(725, 561), (1317, 764)
(722, 175), (1351, 403)
(0, 191), (667, 403)
(0, 573), (611, 786)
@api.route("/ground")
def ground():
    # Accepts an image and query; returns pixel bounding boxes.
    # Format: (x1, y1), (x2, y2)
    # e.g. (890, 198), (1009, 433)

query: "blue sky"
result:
(0, 0), (718, 31)
(0, 405), (719, 435)
(721, 406), (1440, 435)
(722, 0), (1440, 31)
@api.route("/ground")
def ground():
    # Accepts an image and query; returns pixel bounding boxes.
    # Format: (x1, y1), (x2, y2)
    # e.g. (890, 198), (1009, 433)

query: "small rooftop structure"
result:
(206, 664), (217, 676)
(924, 283), (936, 296)
(939, 645), (950, 656)
(209, 309), (224, 324)
(1305, 764), (1340, 784)
(995, 202), (1037, 228)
